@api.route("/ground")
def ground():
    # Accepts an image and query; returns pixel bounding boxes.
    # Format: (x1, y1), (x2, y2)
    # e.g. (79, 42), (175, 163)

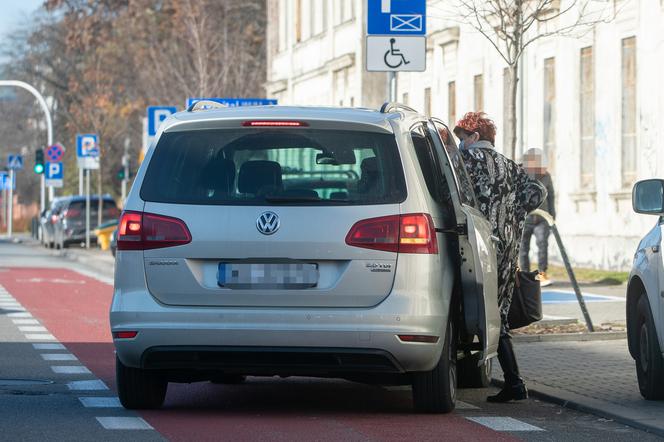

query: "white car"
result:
(628, 178), (664, 400)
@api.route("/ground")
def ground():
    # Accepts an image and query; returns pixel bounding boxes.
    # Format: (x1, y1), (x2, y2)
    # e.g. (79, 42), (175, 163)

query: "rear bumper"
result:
(111, 251), (453, 375)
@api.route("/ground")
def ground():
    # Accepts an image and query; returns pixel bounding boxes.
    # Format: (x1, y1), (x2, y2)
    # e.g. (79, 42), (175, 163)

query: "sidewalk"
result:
(495, 338), (664, 437)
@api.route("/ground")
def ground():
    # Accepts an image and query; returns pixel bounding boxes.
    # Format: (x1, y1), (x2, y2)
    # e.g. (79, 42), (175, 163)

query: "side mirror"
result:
(633, 179), (664, 215)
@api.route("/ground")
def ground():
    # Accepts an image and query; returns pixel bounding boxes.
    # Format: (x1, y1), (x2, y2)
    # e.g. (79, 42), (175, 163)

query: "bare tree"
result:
(446, 0), (614, 159)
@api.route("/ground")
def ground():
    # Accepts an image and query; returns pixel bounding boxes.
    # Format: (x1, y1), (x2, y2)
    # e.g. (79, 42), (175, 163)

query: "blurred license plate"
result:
(217, 263), (318, 289)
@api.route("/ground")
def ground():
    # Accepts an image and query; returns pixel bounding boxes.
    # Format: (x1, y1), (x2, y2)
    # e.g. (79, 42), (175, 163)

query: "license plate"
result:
(217, 263), (319, 289)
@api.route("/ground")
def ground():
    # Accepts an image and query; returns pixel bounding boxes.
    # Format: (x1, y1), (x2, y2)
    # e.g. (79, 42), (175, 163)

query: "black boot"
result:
(487, 334), (528, 403)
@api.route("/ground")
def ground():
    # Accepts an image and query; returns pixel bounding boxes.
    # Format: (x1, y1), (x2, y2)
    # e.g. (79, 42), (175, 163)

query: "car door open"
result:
(428, 119), (501, 361)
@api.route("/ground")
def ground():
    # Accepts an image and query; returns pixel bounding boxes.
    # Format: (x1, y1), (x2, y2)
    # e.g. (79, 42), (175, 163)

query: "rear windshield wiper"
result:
(263, 195), (351, 203)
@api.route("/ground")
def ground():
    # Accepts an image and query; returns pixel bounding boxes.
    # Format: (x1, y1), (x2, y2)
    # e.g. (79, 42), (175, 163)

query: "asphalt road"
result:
(0, 239), (660, 441)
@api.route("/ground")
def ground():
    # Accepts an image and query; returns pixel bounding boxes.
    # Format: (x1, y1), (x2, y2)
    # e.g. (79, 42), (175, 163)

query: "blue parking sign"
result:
(76, 134), (99, 158)
(147, 106), (177, 137)
(45, 162), (64, 188)
(367, 0), (426, 35)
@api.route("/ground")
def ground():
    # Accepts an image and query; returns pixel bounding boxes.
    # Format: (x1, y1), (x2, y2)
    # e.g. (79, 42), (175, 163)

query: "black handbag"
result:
(508, 269), (543, 329)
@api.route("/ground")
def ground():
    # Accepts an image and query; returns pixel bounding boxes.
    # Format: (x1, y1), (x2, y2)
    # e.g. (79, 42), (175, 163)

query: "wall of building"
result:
(266, 0), (664, 271)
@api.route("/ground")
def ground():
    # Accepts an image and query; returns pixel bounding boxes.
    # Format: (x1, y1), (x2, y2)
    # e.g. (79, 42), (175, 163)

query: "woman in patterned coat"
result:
(453, 112), (547, 403)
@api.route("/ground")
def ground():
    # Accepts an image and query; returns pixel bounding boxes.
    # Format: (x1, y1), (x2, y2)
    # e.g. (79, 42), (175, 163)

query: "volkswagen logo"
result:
(256, 211), (280, 235)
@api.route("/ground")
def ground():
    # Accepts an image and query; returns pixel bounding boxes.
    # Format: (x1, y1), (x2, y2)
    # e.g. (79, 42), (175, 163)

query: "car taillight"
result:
(117, 211), (191, 251)
(50, 214), (58, 223)
(113, 331), (138, 339)
(345, 213), (438, 254)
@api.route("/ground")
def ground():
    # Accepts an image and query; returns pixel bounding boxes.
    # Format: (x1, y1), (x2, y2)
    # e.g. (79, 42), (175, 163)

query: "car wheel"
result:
(635, 295), (664, 400)
(411, 317), (456, 413)
(116, 356), (167, 409)
(457, 352), (493, 388)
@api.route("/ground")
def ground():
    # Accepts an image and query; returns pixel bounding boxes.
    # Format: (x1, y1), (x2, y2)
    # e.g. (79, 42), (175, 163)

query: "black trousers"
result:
(519, 216), (550, 272)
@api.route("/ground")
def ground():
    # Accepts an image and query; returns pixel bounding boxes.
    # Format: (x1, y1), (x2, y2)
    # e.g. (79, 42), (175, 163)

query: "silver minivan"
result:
(111, 103), (501, 413)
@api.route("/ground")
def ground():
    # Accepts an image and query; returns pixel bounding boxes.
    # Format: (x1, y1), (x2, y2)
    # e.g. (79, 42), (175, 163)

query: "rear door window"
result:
(431, 120), (477, 208)
(140, 129), (407, 205)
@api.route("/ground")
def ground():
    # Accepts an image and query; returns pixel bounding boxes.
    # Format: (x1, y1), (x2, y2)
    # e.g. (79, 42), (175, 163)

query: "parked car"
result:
(628, 178), (664, 400)
(40, 197), (68, 249)
(53, 195), (119, 249)
(111, 103), (501, 412)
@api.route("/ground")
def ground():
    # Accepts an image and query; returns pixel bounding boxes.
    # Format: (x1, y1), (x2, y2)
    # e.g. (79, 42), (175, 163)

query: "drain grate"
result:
(0, 378), (54, 386)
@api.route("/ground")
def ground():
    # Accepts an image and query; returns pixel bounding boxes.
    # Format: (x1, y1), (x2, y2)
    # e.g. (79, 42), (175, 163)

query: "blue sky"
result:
(0, 0), (44, 42)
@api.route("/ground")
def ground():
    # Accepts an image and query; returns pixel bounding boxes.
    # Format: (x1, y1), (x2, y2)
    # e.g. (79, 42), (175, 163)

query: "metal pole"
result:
(40, 174), (45, 212)
(8, 169), (14, 238)
(388, 71), (397, 102)
(530, 209), (595, 332)
(79, 168), (83, 195)
(85, 169), (90, 249)
(0, 81), (53, 213)
(48, 186), (54, 202)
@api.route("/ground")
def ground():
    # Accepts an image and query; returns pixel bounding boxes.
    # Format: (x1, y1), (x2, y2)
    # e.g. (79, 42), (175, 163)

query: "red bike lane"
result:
(0, 267), (516, 442)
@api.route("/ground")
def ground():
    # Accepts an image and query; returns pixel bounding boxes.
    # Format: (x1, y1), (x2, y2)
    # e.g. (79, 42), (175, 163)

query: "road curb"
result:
(491, 378), (664, 437)
(512, 331), (627, 343)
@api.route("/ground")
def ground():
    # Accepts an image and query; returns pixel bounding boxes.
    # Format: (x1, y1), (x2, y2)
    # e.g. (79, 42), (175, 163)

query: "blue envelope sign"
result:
(367, 0), (426, 35)
(390, 14), (422, 32)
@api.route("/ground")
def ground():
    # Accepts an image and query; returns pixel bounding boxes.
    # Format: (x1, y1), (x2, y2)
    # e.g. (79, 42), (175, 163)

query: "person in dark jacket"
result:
(454, 112), (547, 403)
(519, 148), (555, 287)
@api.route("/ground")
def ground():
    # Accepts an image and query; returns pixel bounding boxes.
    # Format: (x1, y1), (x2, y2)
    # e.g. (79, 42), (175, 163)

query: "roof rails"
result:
(187, 100), (228, 112)
(380, 102), (418, 114)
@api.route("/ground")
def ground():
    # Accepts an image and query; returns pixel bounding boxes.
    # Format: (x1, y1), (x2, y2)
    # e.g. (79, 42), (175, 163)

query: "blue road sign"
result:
(186, 98), (278, 109)
(0, 172), (15, 190)
(147, 106), (177, 137)
(367, 0), (426, 35)
(7, 155), (23, 170)
(76, 134), (99, 158)
(45, 162), (64, 187)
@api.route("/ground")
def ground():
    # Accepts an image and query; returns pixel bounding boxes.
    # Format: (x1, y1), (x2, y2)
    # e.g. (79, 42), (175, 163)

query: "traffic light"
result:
(34, 148), (44, 174)
(117, 167), (125, 180)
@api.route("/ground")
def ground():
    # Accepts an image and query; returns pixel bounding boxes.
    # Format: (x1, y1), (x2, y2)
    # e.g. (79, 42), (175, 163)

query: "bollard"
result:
(530, 209), (595, 332)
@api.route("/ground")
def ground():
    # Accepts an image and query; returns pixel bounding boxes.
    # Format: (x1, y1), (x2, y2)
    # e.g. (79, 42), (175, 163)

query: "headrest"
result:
(201, 157), (236, 194)
(361, 157), (379, 174)
(238, 160), (283, 194)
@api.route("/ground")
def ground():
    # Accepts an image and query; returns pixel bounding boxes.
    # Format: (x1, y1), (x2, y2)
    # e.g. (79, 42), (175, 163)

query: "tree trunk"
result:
(506, 63), (519, 160)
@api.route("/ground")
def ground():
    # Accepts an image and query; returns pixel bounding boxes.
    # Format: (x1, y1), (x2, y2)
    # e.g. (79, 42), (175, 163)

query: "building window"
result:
(580, 47), (595, 187)
(295, 0), (302, 43)
(621, 36), (637, 187)
(543, 57), (556, 171)
(424, 87), (431, 116)
(336, 0), (355, 25)
(402, 92), (409, 105)
(278, 0), (288, 51)
(310, 0), (326, 37)
(473, 74), (484, 111)
(448, 81), (456, 126)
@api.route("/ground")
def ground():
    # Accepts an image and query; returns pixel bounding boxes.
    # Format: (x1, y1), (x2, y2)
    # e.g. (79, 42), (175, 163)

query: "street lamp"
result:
(0, 80), (53, 213)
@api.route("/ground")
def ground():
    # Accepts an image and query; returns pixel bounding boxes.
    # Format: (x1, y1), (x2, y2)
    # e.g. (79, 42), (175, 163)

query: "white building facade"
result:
(266, 0), (664, 271)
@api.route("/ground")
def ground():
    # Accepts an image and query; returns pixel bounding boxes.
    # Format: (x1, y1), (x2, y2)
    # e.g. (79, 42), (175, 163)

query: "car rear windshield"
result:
(140, 129), (407, 206)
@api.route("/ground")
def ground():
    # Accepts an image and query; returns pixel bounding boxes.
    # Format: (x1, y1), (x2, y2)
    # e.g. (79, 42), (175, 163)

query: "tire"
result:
(635, 296), (664, 400)
(411, 317), (457, 413)
(458, 352), (493, 388)
(116, 356), (167, 409)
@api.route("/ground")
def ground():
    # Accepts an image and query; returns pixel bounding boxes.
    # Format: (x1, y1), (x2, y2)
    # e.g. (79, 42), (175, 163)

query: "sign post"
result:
(76, 134), (99, 248)
(6, 155), (23, 238)
(366, 0), (427, 101)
